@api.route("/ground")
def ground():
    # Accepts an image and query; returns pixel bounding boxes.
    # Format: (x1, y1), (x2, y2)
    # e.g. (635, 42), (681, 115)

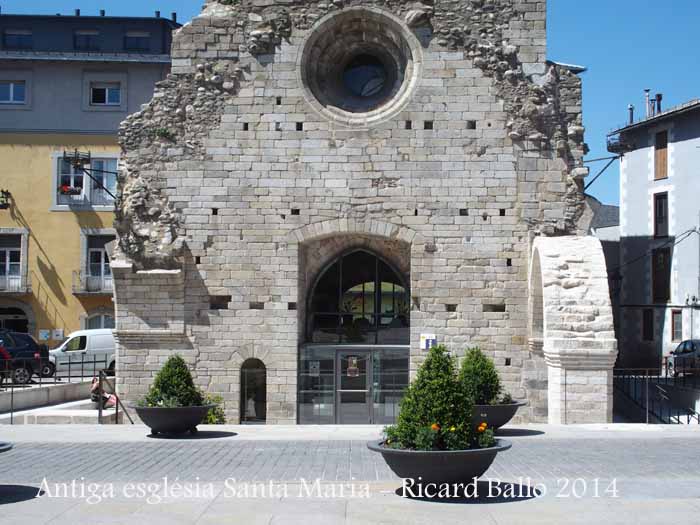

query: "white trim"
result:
(0, 69), (32, 111)
(81, 71), (128, 113)
(50, 152), (118, 212)
(0, 228), (29, 291)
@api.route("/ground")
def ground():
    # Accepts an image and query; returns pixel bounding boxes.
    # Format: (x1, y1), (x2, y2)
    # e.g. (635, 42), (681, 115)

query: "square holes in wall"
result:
(250, 302), (265, 310)
(499, 209), (506, 216)
(506, 258), (512, 267)
(276, 96), (282, 105)
(446, 304), (458, 312)
(483, 304), (506, 313)
(275, 122), (282, 131)
(296, 122), (303, 131)
(467, 120), (476, 130)
(291, 208), (300, 216)
(459, 209), (468, 216)
(195, 256), (201, 265)
(243, 122), (249, 131)
(288, 302), (297, 310)
(212, 208), (218, 216)
(505, 358), (511, 366)
(209, 295), (231, 310)
(424, 121), (433, 130)
(405, 120), (412, 130)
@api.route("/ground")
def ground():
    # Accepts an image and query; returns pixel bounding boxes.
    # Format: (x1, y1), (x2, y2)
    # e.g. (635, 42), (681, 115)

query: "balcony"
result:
(56, 189), (114, 208)
(72, 271), (113, 296)
(0, 273), (31, 295)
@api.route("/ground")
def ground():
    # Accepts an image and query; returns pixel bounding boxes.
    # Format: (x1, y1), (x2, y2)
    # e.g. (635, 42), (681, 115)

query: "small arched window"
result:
(240, 358), (266, 424)
(308, 250), (409, 344)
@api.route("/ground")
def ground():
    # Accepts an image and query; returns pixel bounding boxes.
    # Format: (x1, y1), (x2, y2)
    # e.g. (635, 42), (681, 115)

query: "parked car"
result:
(49, 329), (115, 376)
(0, 329), (51, 384)
(666, 339), (700, 377)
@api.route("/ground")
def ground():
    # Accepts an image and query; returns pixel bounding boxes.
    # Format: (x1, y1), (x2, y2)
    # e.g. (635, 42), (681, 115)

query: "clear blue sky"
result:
(4, 0), (700, 205)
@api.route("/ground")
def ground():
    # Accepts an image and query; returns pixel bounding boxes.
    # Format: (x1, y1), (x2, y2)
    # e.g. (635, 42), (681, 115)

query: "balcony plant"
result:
(59, 184), (82, 196)
(134, 355), (215, 435)
(367, 345), (511, 485)
(459, 347), (526, 430)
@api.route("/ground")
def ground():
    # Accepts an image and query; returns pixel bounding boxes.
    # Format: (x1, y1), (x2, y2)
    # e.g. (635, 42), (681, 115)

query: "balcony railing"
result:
(72, 271), (113, 295)
(57, 190), (114, 207)
(0, 273), (31, 294)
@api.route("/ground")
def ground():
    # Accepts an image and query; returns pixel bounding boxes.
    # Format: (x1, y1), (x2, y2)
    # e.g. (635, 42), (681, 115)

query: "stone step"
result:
(0, 399), (122, 424)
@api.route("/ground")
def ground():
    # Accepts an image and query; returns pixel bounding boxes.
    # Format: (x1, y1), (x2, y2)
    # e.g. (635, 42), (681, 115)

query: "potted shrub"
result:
(367, 345), (511, 485)
(134, 355), (215, 435)
(459, 347), (526, 430)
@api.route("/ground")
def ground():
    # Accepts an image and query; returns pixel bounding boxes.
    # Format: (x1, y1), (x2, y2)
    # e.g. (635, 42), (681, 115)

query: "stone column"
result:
(544, 339), (618, 424)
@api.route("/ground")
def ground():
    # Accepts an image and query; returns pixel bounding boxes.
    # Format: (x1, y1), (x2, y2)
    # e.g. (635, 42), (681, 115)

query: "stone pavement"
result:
(0, 424), (698, 524)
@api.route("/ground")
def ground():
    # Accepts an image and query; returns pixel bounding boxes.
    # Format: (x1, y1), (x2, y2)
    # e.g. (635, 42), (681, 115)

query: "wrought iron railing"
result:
(72, 270), (113, 294)
(0, 273), (31, 294)
(614, 367), (700, 424)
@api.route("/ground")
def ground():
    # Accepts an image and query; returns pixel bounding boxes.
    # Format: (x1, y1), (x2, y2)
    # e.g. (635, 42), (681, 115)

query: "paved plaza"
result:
(0, 424), (697, 524)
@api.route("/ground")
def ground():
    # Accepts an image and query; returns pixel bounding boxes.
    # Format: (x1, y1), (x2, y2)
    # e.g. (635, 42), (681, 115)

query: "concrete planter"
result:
(133, 405), (214, 435)
(367, 439), (511, 485)
(472, 402), (527, 430)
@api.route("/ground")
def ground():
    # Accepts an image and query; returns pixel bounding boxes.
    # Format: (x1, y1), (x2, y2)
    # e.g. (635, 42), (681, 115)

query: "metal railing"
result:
(72, 270), (113, 294)
(0, 272), (31, 294)
(614, 367), (700, 424)
(0, 354), (131, 424)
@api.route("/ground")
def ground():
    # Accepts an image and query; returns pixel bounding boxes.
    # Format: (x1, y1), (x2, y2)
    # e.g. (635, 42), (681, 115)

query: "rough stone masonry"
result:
(112, 0), (617, 424)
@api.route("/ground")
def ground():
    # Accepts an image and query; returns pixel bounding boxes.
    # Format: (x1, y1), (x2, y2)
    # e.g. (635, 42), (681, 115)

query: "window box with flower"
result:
(367, 345), (511, 486)
(59, 185), (83, 196)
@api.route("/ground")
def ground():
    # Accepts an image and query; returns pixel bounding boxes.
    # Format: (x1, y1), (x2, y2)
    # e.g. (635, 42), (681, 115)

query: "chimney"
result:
(656, 93), (663, 114)
(75, 9), (81, 16)
(628, 104), (635, 125)
(100, 9), (105, 16)
(171, 12), (177, 23)
(644, 89), (651, 118)
(155, 11), (161, 18)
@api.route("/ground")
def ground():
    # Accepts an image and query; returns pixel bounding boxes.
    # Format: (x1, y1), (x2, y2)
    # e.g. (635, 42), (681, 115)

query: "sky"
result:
(3, 0), (699, 206)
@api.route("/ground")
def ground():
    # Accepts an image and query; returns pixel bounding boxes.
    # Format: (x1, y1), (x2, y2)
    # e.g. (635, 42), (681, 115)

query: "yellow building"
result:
(0, 11), (178, 344)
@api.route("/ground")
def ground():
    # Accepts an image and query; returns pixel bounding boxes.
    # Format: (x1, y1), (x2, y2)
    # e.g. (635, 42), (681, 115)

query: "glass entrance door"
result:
(336, 351), (371, 424)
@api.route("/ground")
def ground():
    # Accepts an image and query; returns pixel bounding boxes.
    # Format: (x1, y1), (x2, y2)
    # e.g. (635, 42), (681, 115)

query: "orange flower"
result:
(477, 422), (487, 433)
(430, 423), (440, 431)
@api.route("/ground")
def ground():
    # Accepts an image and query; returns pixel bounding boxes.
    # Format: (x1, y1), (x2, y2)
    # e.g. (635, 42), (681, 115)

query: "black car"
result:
(0, 330), (52, 384)
(666, 339), (700, 377)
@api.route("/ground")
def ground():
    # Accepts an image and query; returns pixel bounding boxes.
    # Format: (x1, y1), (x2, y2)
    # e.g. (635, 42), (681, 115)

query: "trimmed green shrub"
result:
(139, 355), (203, 408)
(383, 345), (495, 451)
(458, 347), (502, 405)
(203, 394), (227, 424)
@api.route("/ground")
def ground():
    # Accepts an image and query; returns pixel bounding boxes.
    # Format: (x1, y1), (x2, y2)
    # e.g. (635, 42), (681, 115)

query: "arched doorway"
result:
(300, 249), (410, 425)
(240, 358), (266, 424)
(0, 307), (29, 332)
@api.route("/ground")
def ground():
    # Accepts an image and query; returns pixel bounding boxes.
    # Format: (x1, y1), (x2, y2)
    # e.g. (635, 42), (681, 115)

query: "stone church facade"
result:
(112, 0), (617, 424)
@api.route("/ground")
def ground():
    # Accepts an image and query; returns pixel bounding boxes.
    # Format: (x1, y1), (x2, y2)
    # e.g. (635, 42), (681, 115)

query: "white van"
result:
(49, 329), (115, 375)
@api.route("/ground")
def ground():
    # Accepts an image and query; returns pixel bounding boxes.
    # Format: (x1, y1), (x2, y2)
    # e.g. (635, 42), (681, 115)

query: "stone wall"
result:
(112, 0), (602, 424)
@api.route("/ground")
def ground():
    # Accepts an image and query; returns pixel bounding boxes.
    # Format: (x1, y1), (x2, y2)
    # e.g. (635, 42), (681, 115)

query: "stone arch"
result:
(240, 358), (266, 424)
(0, 298), (36, 334)
(287, 219), (422, 246)
(529, 236), (618, 424)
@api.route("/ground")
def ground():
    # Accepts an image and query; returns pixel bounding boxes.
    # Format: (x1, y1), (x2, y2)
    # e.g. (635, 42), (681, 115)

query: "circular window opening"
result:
(299, 9), (421, 125)
(343, 54), (387, 98)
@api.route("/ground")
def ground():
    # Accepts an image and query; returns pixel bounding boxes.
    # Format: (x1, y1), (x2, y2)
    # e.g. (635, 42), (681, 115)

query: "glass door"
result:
(336, 351), (371, 424)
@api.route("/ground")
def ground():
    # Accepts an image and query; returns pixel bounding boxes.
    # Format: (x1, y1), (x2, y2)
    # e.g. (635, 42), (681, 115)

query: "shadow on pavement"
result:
(0, 486), (44, 505)
(394, 481), (542, 504)
(147, 430), (237, 440)
(495, 428), (545, 437)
